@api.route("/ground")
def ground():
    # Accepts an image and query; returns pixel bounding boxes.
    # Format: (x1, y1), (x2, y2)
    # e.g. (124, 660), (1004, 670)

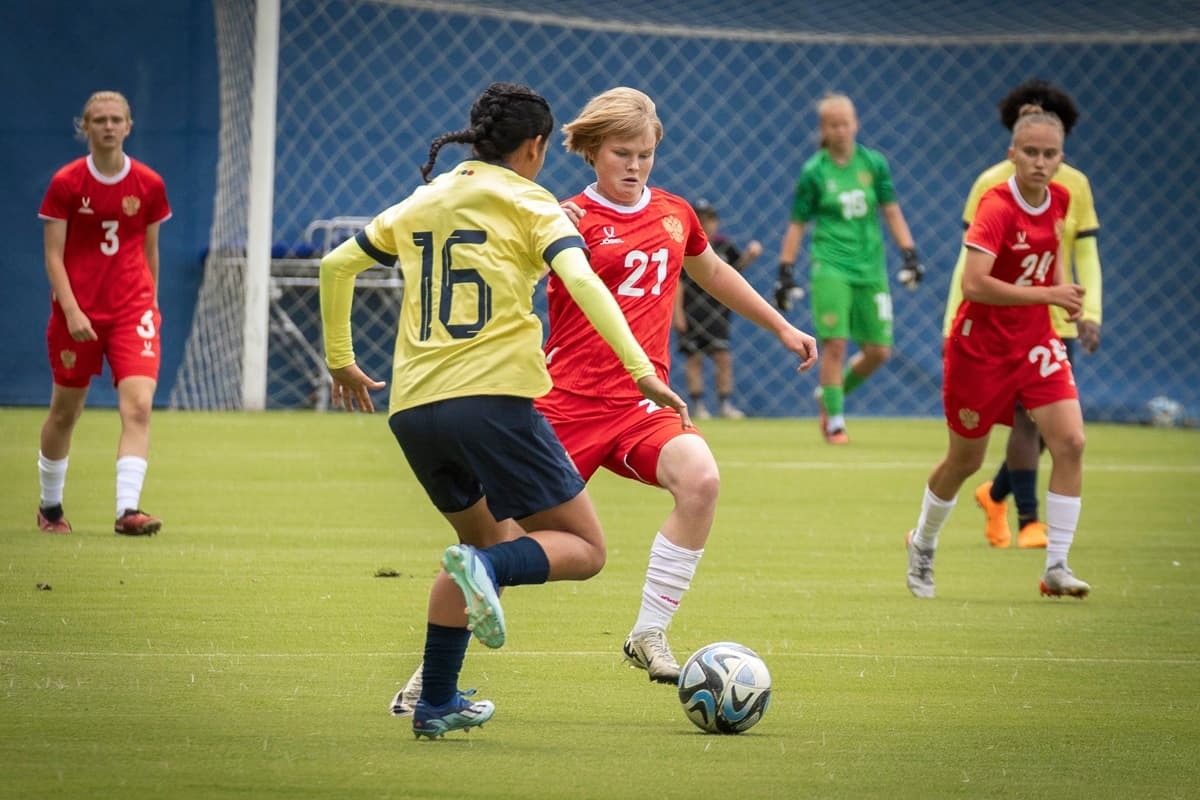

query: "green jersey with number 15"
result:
(789, 143), (897, 285)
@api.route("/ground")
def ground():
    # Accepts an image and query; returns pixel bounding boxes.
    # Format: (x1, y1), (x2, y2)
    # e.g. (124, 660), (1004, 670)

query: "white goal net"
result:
(172, 0), (1200, 425)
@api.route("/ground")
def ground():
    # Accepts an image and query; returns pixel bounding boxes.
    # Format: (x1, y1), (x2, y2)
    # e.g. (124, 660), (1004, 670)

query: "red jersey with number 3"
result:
(544, 185), (708, 400)
(38, 155), (171, 321)
(950, 176), (1069, 359)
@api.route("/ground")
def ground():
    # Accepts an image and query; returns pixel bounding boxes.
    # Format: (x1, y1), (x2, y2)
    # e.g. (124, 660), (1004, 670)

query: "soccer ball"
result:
(677, 642), (772, 734)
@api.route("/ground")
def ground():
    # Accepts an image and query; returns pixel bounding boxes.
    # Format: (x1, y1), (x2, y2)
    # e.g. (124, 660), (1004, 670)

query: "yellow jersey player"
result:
(320, 82), (688, 739)
(941, 79), (1103, 550)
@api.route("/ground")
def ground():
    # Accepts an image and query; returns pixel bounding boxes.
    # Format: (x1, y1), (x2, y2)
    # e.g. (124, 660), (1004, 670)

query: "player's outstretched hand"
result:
(778, 326), (819, 373)
(1077, 320), (1102, 354)
(897, 247), (925, 290)
(329, 363), (387, 413)
(636, 375), (693, 429)
(1048, 283), (1086, 321)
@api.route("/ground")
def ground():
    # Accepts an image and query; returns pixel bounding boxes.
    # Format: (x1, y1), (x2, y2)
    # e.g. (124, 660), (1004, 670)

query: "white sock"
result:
(1045, 491), (1081, 570)
(911, 485), (956, 551)
(38, 451), (69, 508)
(827, 413), (846, 433)
(116, 456), (148, 517)
(632, 532), (703, 635)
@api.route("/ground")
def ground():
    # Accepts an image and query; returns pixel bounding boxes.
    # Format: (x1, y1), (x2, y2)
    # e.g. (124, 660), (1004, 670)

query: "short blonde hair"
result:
(816, 92), (855, 119)
(1010, 109), (1064, 146)
(74, 90), (132, 140)
(563, 87), (663, 163)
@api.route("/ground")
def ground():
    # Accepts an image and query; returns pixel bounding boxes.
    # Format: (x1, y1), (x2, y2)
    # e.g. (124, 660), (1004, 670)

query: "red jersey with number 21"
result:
(38, 155), (171, 321)
(544, 185), (708, 400)
(951, 176), (1069, 359)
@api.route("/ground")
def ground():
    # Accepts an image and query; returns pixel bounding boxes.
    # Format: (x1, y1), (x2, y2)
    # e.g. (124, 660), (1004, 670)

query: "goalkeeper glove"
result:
(773, 262), (805, 311)
(897, 247), (924, 289)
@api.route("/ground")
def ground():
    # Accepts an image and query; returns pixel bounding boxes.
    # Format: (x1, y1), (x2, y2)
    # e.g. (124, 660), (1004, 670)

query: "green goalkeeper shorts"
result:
(810, 273), (893, 345)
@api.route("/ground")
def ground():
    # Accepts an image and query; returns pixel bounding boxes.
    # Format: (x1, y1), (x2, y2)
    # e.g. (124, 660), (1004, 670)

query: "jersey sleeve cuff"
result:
(355, 230), (397, 266)
(543, 235), (587, 265)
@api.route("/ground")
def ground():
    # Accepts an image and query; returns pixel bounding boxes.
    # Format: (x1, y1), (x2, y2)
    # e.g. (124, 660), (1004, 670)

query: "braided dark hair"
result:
(420, 82), (553, 182)
(998, 79), (1079, 136)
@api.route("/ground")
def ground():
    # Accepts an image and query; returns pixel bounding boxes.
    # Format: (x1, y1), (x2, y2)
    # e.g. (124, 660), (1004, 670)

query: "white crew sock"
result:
(632, 532), (704, 635)
(911, 485), (956, 552)
(116, 456), (148, 517)
(38, 451), (69, 508)
(1045, 491), (1081, 570)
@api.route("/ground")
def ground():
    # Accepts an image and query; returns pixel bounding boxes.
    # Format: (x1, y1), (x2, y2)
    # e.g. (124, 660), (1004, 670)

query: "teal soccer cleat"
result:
(442, 544), (506, 648)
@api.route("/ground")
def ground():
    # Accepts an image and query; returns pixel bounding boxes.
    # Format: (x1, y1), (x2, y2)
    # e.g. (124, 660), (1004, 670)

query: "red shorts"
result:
(943, 334), (1077, 438)
(536, 389), (702, 486)
(47, 305), (162, 388)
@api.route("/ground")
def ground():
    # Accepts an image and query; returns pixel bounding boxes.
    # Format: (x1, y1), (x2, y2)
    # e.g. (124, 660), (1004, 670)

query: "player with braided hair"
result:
(321, 82), (689, 738)
(943, 79), (1104, 550)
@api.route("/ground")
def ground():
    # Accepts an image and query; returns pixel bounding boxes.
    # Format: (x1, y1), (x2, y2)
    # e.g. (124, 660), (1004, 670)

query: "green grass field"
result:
(1, 408), (1197, 799)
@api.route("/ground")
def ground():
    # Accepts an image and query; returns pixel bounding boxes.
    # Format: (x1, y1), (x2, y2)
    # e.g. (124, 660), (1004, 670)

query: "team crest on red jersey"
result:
(661, 215), (684, 243)
(958, 407), (980, 431)
(122, 196), (141, 216)
(59, 350), (77, 370)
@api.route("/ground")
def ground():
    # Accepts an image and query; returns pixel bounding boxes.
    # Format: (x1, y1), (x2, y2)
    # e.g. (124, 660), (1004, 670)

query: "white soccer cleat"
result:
(623, 629), (681, 684)
(1040, 563), (1090, 598)
(389, 663), (423, 717)
(905, 529), (936, 599)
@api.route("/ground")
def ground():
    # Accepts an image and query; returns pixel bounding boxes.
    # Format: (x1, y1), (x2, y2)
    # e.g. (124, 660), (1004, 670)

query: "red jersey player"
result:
(905, 109), (1090, 600)
(35, 90), (171, 536)
(540, 87), (818, 683)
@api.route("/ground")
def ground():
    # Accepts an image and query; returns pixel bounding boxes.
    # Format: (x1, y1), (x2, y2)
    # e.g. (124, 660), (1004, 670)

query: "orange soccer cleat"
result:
(974, 481), (1011, 548)
(1017, 520), (1049, 549)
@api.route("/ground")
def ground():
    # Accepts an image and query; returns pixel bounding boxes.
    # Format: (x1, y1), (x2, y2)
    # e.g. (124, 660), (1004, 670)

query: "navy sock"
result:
(1009, 469), (1039, 527)
(481, 536), (550, 587)
(990, 462), (1011, 502)
(420, 623), (472, 707)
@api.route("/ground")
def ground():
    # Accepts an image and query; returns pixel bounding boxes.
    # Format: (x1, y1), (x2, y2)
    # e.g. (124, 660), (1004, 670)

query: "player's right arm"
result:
(319, 234), (388, 412)
(942, 171), (995, 336)
(550, 246), (691, 427)
(43, 219), (96, 342)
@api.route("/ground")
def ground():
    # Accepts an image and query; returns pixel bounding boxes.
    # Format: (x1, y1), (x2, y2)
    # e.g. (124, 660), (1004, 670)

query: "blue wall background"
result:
(0, 0), (217, 407)
(3, 1), (1197, 424)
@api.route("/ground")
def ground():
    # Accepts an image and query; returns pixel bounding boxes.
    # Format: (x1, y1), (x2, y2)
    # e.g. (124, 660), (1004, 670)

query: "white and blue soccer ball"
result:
(677, 642), (772, 734)
(1147, 395), (1184, 428)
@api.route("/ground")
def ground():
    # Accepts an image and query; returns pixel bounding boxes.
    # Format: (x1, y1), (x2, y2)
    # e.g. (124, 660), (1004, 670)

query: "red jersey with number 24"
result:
(544, 185), (708, 400)
(38, 155), (171, 321)
(950, 176), (1069, 359)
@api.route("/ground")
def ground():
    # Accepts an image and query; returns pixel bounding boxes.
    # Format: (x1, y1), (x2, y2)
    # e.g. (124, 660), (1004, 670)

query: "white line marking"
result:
(723, 461), (1200, 473)
(2, 650), (1195, 666)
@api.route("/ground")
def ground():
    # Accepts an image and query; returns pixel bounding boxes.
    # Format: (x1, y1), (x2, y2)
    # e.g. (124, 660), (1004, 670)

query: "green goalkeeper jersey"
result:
(789, 144), (897, 285)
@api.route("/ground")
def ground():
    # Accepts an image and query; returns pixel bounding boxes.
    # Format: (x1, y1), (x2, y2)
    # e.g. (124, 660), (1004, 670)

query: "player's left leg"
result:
(616, 420), (714, 683)
(113, 376), (162, 536)
(109, 307), (163, 536)
(839, 283), (895, 441)
(1028, 398), (1089, 598)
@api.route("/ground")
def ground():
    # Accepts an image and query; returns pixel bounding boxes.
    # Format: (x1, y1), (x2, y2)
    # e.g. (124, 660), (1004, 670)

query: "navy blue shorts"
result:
(388, 395), (585, 521)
